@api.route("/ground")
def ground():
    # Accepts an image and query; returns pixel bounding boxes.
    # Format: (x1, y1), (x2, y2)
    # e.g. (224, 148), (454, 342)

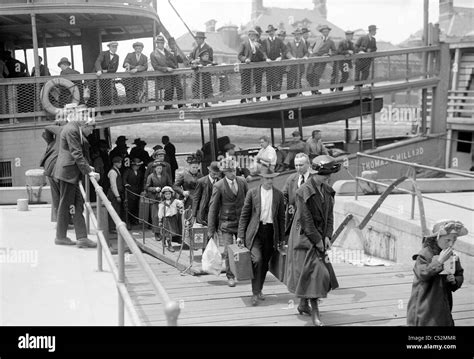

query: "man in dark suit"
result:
(123, 158), (145, 226)
(238, 29), (267, 103)
(208, 159), (249, 287)
(355, 25), (378, 86)
(192, 161), (221, 226)
(262, 25), (287, 100)
(173, 159), (202, 209)
(307, 25), (337, 95)
(237, 166), (285, 305)
(53, 104), (99, 247)
(189, 32), (214, 64)
(94, 41), (120, 109)
(331, 30), (355, 91)
(123, 42), (148, 109)
(282, 153), (311, 235)
(162, 135), (178, 182)
(150, 35), (184, 110)
(286, 29), (309, 97)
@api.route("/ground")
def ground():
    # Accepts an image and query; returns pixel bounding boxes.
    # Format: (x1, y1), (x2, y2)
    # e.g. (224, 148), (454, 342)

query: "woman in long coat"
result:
(285, 155), (340, 326)
(146, 163), (172, 240)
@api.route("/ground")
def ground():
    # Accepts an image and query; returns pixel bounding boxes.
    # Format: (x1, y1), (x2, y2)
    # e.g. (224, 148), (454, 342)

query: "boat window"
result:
(456, 131), (472, 154)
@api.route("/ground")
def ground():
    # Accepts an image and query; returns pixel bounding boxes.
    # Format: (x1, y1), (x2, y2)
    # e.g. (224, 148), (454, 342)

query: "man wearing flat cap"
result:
(238, 29), (267, 103)
(307, 24), (336, 95)
(286, 29), (309, 97)
(123, 42), (148, 110)
(189, 31), (214, 65)
(150, 35), (184, 109)
(355, 25), (378, 86)
(94, 41), (120, 109)
(331, 30), (355, 91)
(262, 24), (287, 100)
(58, 57), (83, 105)
(237, 165), (285, 305)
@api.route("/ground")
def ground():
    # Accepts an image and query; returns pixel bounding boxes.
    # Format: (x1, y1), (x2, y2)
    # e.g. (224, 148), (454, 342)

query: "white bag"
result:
(202, 237), (223, 276)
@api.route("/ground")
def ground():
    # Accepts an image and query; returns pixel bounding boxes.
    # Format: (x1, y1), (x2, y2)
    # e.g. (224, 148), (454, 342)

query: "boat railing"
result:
(447, 90), (474, 119)
(4, 0), (153, 7)
(79, 176), (181, 326)
(353, 152), (474, 234)
(0, 46), (440, 124)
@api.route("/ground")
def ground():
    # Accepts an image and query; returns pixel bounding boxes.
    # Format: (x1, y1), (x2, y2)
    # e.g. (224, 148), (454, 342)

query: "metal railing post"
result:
(410, 167), (417, 220)
(85, 177), (90, 234)
(124, 187), (130, 230)
(164, 301), (181, 326)
(118, 226), (125, 326)
(355, 153), (360, 201)
(96, 188), (103, 272)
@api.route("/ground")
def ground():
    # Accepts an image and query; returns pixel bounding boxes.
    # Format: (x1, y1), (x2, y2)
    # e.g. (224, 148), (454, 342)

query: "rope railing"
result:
(83, 176), (181, 326)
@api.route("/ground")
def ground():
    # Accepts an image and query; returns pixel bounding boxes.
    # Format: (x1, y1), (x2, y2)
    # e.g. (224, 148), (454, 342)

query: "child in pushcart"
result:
(407, 219), (467, 326)
(158, 186), (184, 253)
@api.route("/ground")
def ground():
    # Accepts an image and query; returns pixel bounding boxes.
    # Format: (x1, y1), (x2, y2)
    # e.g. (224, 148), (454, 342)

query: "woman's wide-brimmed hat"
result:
(429, 220), (468, 238)
(152, 148), (166, 158)
(311, 155), (341, 175)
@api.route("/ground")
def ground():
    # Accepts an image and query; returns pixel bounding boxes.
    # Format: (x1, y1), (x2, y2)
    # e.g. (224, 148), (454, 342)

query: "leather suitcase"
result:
(228, 244), (253, 281)
(269, 245), (287, 282)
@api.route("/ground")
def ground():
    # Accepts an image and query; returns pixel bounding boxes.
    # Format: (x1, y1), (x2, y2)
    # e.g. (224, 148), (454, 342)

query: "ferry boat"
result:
(0, 0), (466, 191)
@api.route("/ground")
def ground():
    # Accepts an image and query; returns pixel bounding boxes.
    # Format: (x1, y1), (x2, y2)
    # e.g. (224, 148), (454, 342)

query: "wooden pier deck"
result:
(123, 246), (474, 326)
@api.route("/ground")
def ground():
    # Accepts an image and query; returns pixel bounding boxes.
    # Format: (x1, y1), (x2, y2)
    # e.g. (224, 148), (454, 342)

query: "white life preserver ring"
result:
(40, 78), (80, 115)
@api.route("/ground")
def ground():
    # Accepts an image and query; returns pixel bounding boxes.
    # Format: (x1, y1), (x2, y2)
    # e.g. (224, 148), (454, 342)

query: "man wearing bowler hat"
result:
(58, 57), (79, 76)
(355, 25), (378, 86)
(237, 165), (285, 305)
(262, 24), (287, 100)
(123, 42), (148, 110)
(286, 29), (309, 97)
(238, 29), (267, 103)
(332, 30), (355, 91)
(208, 158), (248, 287)
(307, 24), (336, 95)
(94, 41), (120, 109)
(189, 31), (214, 64)
(192, 161), (222, 226)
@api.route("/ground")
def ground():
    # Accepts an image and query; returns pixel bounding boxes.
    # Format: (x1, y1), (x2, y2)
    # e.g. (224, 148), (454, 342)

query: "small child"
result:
(407, 219), (467, 326)
(158, 186), (184, 253)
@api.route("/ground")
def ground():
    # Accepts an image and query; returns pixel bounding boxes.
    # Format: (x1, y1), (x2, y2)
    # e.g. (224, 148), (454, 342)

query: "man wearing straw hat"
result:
(53, 103), (99, 248)
(355, 25), (378, 86)
(123, 41), (148, 110)
(237, 165), (285, 306)
(262, 24), (287, 100)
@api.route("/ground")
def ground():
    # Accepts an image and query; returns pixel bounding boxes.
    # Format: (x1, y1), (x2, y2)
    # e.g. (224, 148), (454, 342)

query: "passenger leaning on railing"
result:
(238, 29), (267, 104)
(150, 35), (184, 110)
(306, 25), (336, 95)
(261, 25), (288, 101)
(94, 41), (120, 111)
(286, 29), (309, 97)
(354, 25), (378, 87)
(123, 41), (148, 112)
(331, 30), (355, 92)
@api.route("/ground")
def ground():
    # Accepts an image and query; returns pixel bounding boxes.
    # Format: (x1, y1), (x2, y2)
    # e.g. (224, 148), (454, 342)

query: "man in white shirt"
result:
(237, 165), (285, 305)
(255, 135), (277, 171)
(282, 153), (311, 234)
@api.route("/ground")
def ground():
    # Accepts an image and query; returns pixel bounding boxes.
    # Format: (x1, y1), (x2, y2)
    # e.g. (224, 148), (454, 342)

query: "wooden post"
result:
(118, 229), (125, 326)
(431, 43), (450, 135)
(42, 32), (48, 69)
(280, 111), (286, 143)
(96, 192), (103, 272)
(421, 0), (429, 135)
(200, 119), (205, 148)
(298, 107), (303, 139)
(70, 42), (75, 70)
(270, 128), (275, 147)
(31, 14), (40, 77)
(371, 92), (376, 149)
(209, 119), (216, 161)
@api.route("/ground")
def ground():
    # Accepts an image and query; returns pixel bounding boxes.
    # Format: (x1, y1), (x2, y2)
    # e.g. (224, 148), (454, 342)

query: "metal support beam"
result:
(208, 119), (216, 161)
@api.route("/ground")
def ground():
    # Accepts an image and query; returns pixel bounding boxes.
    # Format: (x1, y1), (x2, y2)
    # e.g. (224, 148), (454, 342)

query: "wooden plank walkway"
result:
(122, 251), (474, 326)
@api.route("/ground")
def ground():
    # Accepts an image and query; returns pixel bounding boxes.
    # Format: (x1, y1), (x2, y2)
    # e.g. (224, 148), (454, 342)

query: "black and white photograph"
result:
(0, 0), (473, 355)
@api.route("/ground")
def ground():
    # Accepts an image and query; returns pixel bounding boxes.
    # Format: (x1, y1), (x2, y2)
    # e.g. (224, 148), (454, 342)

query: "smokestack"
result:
(252, 0), (264, 20)
(313, 0), (327, 19)
(439, 0), (454, 35)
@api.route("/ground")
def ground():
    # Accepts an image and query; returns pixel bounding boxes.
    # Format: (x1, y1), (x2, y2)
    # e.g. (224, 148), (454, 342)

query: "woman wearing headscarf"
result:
(285, 155), (341, 326)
